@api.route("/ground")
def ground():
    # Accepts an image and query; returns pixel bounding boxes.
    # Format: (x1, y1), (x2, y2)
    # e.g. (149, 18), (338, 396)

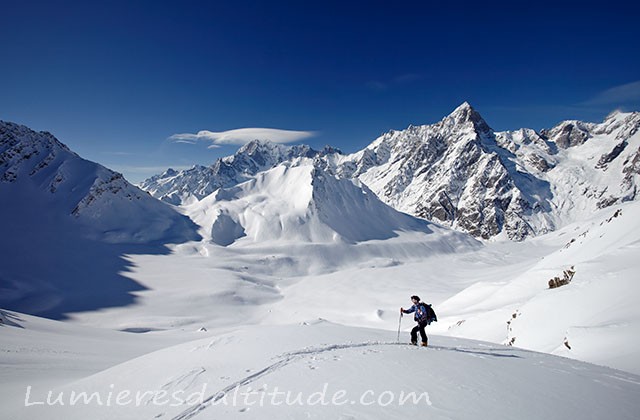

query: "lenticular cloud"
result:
(170, 127), (316, 147)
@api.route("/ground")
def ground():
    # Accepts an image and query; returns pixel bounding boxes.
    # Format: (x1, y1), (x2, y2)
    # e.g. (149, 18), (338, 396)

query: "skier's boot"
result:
(421, 341), (428, 347)
(410, 341), (417, 346)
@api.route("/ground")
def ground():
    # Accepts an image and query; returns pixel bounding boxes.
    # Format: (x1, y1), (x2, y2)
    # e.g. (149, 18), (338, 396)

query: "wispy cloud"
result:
(582, 80), (640, 106)
(172, 139), (199, 145)
(169, 128), (316, 148)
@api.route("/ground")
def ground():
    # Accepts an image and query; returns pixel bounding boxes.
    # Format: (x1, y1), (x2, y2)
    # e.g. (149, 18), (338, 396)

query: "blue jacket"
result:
(403, 303), (429, 323)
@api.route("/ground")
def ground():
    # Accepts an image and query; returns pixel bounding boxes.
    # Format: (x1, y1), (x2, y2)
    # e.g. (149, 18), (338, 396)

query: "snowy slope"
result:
(3, 115), (640, 420)
(437, 200), (640, 374)
(184, 159), (458, 246)
(0, 120), (200, 318)
(0, 120), (200, 244)
(3, 318), (639, 420)
(0, 309), (184, 414)
(25, 196), (636, 376)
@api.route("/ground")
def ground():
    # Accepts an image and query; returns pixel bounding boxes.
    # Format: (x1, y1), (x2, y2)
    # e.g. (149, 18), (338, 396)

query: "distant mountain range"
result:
(3, 103), (639, 244)
(140, 141), (342, 206)
(141, 103), (640, 240)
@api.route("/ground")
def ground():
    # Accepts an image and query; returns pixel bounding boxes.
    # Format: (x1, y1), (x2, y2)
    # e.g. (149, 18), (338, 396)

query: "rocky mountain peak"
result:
(541, 120), (593, 149)
(236, 138), (283, 155)
(140, 104), (640, 242)
(444, 102), (493, 134)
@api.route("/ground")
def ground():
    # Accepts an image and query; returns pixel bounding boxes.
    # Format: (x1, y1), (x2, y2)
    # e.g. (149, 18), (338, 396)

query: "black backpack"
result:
(418, 303), (437, 324)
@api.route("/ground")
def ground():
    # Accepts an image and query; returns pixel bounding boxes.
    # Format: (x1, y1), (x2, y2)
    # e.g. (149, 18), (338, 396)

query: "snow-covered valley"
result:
(2, 112), (640, 419)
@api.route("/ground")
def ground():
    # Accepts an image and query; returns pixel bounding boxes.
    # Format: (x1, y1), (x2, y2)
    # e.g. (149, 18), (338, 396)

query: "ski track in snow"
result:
(170, 340), (522, 420)
(159, 367), (207, 394)
(171, 341), (402, 420)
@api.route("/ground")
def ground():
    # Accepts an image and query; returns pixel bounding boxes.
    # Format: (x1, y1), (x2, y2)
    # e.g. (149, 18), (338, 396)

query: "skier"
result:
(400, 295), (430, 346)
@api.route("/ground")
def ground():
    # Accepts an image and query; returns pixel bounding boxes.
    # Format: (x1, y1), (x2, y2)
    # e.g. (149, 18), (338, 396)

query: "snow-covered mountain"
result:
(531, 112), (640, 222)
(0, 120), (200, 244)
(323, 102), (550, 240)
(0, 120), (200, 318)
(185, 159), (453, 246)
(141, 103), (640, 241)
(3, 114), (640, 420)
(330, 103), (640, 240)
(140, 140), (341, 205)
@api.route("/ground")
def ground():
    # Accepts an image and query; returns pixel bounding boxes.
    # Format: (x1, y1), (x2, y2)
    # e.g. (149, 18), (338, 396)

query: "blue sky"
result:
(1, 0), (639, 183)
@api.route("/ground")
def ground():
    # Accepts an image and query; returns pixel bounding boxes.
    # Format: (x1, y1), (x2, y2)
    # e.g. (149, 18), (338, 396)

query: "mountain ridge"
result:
(140, 103), (640, 241)
(183, 159), (475, 247)
(0, 120), (200, 244)
(139, 141), (342, 206)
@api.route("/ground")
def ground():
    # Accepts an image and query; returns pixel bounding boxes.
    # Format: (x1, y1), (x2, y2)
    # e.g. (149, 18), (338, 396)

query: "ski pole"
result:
(397, 312), (403, 343)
